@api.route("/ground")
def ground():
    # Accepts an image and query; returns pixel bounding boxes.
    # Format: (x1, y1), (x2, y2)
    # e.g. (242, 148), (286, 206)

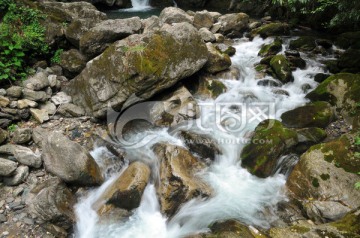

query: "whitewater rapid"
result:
(74, 36), (328, 238)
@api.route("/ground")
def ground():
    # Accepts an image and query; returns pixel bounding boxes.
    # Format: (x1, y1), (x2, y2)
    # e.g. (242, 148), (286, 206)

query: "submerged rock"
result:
(152, 143), (212, 216)
(240, 120), (298, 178)
(66, 22), (208, 118)
(94, 161), (150, 211)
(42, 131), (103, 186)
(281, 101), (335, 128)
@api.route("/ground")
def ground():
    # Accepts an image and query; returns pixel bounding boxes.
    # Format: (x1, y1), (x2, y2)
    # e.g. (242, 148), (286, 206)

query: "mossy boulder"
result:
(331, 207), (360, 235)
(294, 127), (327, 153)
(306, 73), (360, 127)
(338, 49), (360, 73)
(287, 134), (360, 223)
(251, 23), (290, 39)
(185, 74), (227, 99)
(289, 36), (316, 52)
(240, 120), (298, 178)
(281, 101), (335, 128)
(258, 37), (282, 57)
(66, 23), (208, 118)
(335, 31), (360, 49)
(270, 55), (293, 83)
(59, 49), (87, 78)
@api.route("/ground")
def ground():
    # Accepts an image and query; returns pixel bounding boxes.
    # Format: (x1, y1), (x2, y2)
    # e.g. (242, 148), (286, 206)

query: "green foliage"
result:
(271, 0), (360, 28)
(51, 49), (64, 64)
(355, 135), (360, 146)
(7, 124), (17, 132)
(0, 2), (48, 81)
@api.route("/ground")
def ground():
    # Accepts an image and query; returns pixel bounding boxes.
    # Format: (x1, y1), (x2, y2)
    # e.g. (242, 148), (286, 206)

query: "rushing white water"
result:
(75, 36), (331, 238)
(124, 0), (152, 12)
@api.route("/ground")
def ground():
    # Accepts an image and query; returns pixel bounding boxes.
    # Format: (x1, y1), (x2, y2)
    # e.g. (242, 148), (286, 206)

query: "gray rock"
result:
(193, 10), (214, 29)
(0, 96), (10, 107)
(204, 42), (232, 73)
(47, 75), (57, 87)
(0, 214), (6, 223)
(4, 166), (29, 186)
(32, 127), (48, 146)
(80, 17), (142, 58)
(59, 49), (87, 78)
(22, 72), (49, 91)
(0, 119), (11, 129)
(30, 109), (50, 123)
(22, 89), (47, 102)
(150, 86), (199, 127)
(57, 103), (85, 117)
(17, 99), (38, 109)
(199, 27), (216, 42)
(142, 16), (160, 34)
(40, 102), (57, 115)
(42, 131), (103, 186)
(26, 177), (75, 229)
(0, 128), (8, 145)
(0, 89), (5, 96)
(66, 22), (208, 118)
(51, 92), (72, 105)
(217, 13), (249, 37)
(12, 128), (32, 144)
(6, 86), (22, 98)
(0, 158), (17, 176)
(305, 200), (351, 223)
(159, 7), (192, 25)
(0, 144), (41, 168)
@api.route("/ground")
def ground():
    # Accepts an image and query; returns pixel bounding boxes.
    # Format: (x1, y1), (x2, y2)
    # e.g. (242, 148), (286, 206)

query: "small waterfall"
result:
(130, 0), (151, 11)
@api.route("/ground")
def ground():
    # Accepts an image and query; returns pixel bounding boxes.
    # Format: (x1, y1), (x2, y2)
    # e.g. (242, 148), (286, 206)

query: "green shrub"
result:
(51, 49), (64, 64)
(0, 2), (48, 82)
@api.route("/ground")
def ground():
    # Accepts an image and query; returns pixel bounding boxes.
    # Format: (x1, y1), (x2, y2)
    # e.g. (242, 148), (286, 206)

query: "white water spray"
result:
(75, 36), (331, 238)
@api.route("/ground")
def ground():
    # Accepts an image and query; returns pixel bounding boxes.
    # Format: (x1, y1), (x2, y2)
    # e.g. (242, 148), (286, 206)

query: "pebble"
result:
(0, 214), (7, 223)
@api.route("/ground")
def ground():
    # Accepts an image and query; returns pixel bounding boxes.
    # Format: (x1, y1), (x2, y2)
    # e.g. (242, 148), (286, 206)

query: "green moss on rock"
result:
(270, 55), (293, 83)
(289, 36), (316, 52)
(240, 120), (298, 178)
(258, 37), (282, 57)
(251, 23), (290, 39)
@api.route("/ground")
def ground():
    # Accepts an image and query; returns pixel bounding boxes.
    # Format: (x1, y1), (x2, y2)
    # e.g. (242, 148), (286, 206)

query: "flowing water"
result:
(75, 36), (332, 238)
(106, 0), (161, 19)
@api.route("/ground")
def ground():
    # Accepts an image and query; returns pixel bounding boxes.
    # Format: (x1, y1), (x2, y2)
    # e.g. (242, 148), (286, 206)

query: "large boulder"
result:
(270, 54), (293, 83)
(287, 133), (360, 223)
(80, 17), (142, 59)
(289, 36), (317, 52)
(251, 23), (290, 38)
(281, 101), (335, 128)
(27, 178), (75, 230)
(42, 132), (103, 186)
(66, 23), (208, 118)
(240, 120), (298, 178)
(216, 13), (249, 37)
(338, 49), (360, 73)
(152, 143), (212, 216)
(94, 161), (150, 211)
(335, 31), (360, 49)
(193, 10), (215, 29)
(159, 7), (192, 25)
(258, 37), (282, 57)
(306, 73), (360, 126)
(150, 86), (199, 127)
(185, 74), (227, 99)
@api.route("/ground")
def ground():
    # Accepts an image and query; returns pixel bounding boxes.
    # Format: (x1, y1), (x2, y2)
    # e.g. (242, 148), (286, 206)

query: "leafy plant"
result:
(7, 124), (17, 132)
(51, 49), (64, 64)
(355, 135), (360, 146)
(0, 2), (48, 82)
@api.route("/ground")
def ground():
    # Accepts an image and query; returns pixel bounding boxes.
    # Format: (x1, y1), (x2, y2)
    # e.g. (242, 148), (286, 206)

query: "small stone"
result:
(6, 86), (22, 98)
(2, 231), (9, 236)
(30, 108), (50, 123)
(17, 99), (38, 109)
(22, 88), (47, 102)
(6, 197), (14, 203)
(0, 158), (18, 176)
(58, 103), (85, 117)
(0, 128), (8, 145)
(9, 101), (18, 108)
(4, 166), (29, 186)
(12, 128), (32, 144)
(51, 92), (72, 105)
(48, 75), (57, 87)
(0, 89), (6, 96)
(0, 214), (7, 223)
(13, 187), (24, 197)
(0, 96), (10, 107)
(40, 101), (57, 115)
(22, 72), (49, 90)
(22, 217), (34, 225)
